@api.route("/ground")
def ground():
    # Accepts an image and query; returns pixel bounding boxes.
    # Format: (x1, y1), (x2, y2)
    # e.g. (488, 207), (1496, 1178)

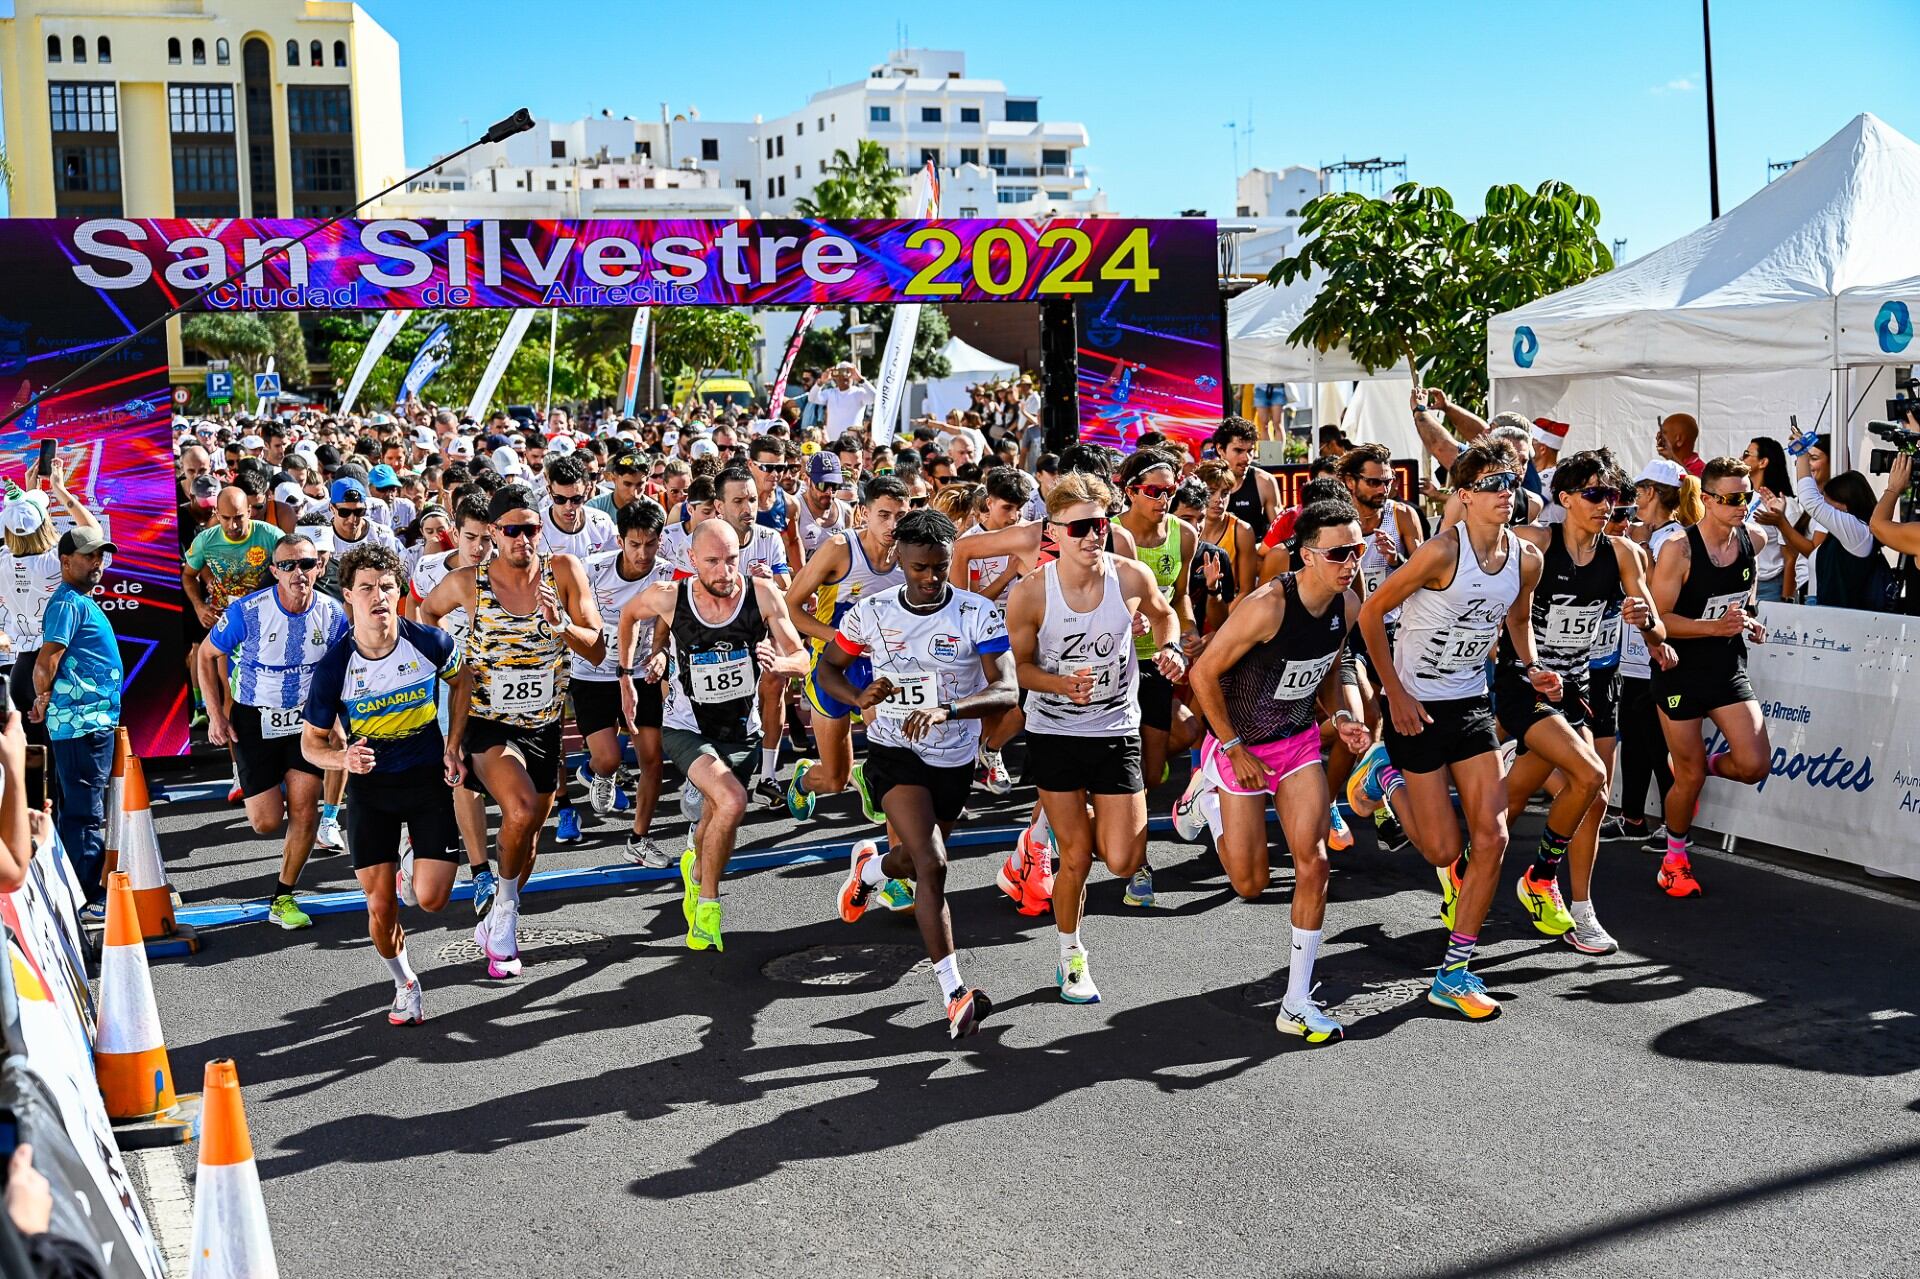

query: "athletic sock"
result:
(469, 858), (491, 878)
(498, 874), (522, 906)
(1200, 790), (1223, 839)
(1442, 931), (1476, 974)
(273, 879), (295, 899)
(1284, 927), (1322, 1008)
(1059, 929), (1082, 958)
(933, 953), (964, 1000)
(858, 849), (888, 886)
(1381, 765), (1406, 802)
(1530, 824), (1572, 882)
(321, 802), (338, 822)
(384, 951), (416, 989)
(760, 746), (780, 781)
(697, 893), (719, 904)
(1665, 831), (1691, 864)
(1031, 806), (1051, 845)
(1705, 750), (1730, 779)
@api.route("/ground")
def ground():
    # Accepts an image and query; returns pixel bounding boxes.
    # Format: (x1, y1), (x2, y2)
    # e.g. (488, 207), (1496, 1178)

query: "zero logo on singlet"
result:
(262, 705), (305, 738)
(1419, 599), (1505, 675)
(876, 669), (937, 719)
(1054, 626), (1125, 701)
(488, 669), (554, 716)
(1701, 590), (1749, 622)
(688, 647), (752, 703)
(1271, 650), (1337, 700)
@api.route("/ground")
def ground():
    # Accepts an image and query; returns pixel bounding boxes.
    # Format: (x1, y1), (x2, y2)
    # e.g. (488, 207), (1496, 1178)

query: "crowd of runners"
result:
(171, 391), (1778, 1040)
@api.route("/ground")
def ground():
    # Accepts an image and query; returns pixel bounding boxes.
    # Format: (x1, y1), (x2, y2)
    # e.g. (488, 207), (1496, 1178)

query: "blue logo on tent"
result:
(1876, 301), (1913, 354)
(1512, 326), (1539, 368)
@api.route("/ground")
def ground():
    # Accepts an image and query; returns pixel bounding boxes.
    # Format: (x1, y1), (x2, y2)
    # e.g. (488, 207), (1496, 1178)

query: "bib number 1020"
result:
(903, 226), (1158, 298)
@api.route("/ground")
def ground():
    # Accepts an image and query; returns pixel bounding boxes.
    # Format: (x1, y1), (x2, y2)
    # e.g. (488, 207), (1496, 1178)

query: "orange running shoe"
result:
(945, 987), (994, 1039)
(1657, 854), (1702, 898)
(995, 825), (1054, 916)
(838, 840), (881, 923)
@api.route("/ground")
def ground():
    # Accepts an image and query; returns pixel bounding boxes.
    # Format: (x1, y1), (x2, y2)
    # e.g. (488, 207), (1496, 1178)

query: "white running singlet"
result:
(541, 505), (619, 560)
(834, 583), (1009, 767)
(1022, 557), (1141, 737)
(1619, 520), (1686, 679)
(1393, 523), (1521, 702)
(574, 550), (671, 681)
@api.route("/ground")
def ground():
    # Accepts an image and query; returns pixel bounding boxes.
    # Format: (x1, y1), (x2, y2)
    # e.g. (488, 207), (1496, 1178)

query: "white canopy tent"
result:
(919, 336), (1019, 421)
(1488, 113), (1920, 470)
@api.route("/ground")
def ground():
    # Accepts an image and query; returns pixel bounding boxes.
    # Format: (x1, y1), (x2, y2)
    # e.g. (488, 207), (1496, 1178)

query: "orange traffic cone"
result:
(189, 1059), (279, 1278)
(95, 872), (178, 1123)
(102, 727), (130, 880)
(118, 752), (199, 953)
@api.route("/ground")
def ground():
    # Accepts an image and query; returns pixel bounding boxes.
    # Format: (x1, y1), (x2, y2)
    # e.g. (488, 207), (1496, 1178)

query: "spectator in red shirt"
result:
(1661, 413), (1707, 476)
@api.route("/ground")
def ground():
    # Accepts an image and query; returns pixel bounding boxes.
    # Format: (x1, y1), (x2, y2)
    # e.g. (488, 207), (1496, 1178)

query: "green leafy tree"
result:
(180, 312), (273, 380)
(794, 307), (951, 381)
(654, 307), (760, 385)
(1270, 180), (1612, 413)
(793, 140), (904, 219)
(263, 311), (308, 387)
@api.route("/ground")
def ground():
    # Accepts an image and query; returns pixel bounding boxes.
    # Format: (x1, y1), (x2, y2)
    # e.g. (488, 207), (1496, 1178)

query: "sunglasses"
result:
(335, 506), (366, 518)
(1576, 486), (1621, 505)
(1462, 471), (1522, 494)
(1610, 506), (1638, 523)
(1130, 484), (1177, 501)
(1304, 541), (1367, 563)
(907, 497), (930, 509)
(273, 557), (320, 572)
(1704, 490), (1752, 507)
(1355, 475), (1393, 489)
(495, 523), (543, 541)
(1051, 515), (1110, 540)
(813, 480), (840, 493)
(548, 493), (587, 506)
(755, 462), (795, 474)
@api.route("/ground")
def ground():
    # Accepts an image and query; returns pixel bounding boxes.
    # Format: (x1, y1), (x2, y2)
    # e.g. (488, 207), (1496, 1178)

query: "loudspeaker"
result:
(1038, 298), (1079, 455)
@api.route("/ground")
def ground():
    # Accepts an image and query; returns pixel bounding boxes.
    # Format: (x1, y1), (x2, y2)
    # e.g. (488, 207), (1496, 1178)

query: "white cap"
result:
(1633, 458), (1687, 488)
(445, 437), (475, 460)
(509, 433), (527, 449)
(547, 436), (576, 458)
(491, 445), (525, 476)
(689, 439), (718, 459)
(240, 434), (265, 450)
(3, 492), (48, 538)
(272, 480), (305, 508)
(661, 429), (680, 448)
(412, 427), (436, 448)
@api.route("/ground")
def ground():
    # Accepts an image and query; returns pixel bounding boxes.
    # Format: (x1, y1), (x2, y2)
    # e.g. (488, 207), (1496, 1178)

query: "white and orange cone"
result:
(94, 871), (178, 1122)
(189, 1058), (279, 1278)
(117, 751), (197, 949)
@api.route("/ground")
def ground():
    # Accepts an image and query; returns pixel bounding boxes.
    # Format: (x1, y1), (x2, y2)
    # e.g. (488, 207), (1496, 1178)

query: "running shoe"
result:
(397, 840), (417, 908)
(616, 764), (639, 792)
(688, 898), (725, 952)
(1515, 868), (1574, 936)
(978, 749), (1012, 796)
(1056, 949), (1100, 1004)
(1171, 768), (1212, 843)
(1598, 816), (1629, 841)
(226, 777), (244, 805)
(785, 759), (818, 820)
(679, 848), (699, 925)
(574, 763), (595, 791)
(190, 705), (208, 730)
(1345, 742), (1394, 811)
(1437, 856), (1464, 930)
(589, 773), (616, 817)
(838, 840), (881, 923)
(1657, 855), (1702, 898)
(555, 807), (583, 845)
(1564, 913), (1620, 955)
(1642, 824), (1670, 855)
(1123, 864), (1155, 909)
(609, 785), (634, 814)
(849, 761), (882, 824)
(996, 825), (1054, 915)
(78, 900), (107, 925)
(874, 878), (916, 913)
(1373, 809), (1409, 853)
(1328, 803), (1354, 853)
(623, 835), (675, 869)
(1427, 967), (1500, 1020)
(1276, 997), (1345, 1044)
(945, 987), (993, 1040)
(267, 893), (312, 930)
(754, 776), (787, 811)
(471, 867), (498, 920)
(315, 812), (346, 853)
(388, 981), (424, 1026)
(473, 914), (522, 980)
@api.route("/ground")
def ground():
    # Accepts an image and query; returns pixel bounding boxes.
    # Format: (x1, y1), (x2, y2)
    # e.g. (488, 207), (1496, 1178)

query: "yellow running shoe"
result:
(1515, 868), (1575, 936)
(679, 848), (698, 925)
(688, 898), (724, 952)
(1437, 855), (1465, 930)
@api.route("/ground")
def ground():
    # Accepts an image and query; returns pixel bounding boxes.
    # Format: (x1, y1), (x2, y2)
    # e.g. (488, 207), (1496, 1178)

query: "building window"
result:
(49, 83), (118, 132)
(55, 145), (119, 193)
(293, 147), (351, 191)
(172, 145), (238, 192)
(287, 86), (351, 134)
(919, 148), (940, 168)
(764, 138), (773, 160)
(169, 85), (236, 133)
(737, 179), (752, 201)
(921, 107), (941, 123)
(550, 140), (566, 159)
(776, 135), (785, 157)
(997, 187), (1037, 204)
(959, 206), (978, 217)
(1048, 191), (1071, 200)
(987, 147), (1006, 168)
(97, 37), (111, 64)
(869, 106), (890, 123)
(700, 138), (718, 161)
(636, 140), (651, 158)
(547, 180), (557, 190)
(216, 38), (230, 65)
(818, 159), (827, 174)
(778, 176), (786, 197)
(817, 117), (825, 131)
(796, 122), (803, 136)
(794, 164), (801, 178)
(960, 107), (980, 124)
(47, 35), (61, 63)
(309, 40), (322, 66)
(286, 39), (298, 65)
(71, 35), (85, 63)
(333, 40), (347, 67)
(190, 37), (204, 64)
(959, 147), (979, 165)
(1005, 100), (1039, 122)
(1043, 148), (1068, 166)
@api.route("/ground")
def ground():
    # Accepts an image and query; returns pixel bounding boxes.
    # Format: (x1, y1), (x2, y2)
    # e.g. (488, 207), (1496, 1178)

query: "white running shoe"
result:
(315, 812), (346, 853)
(979, 749), (1012, 796)
(388, 980), (424, 1026)
(396, 840), (417, 907)
(1565, 914), (1620, 956)
(1172, 768), (1213, 843)
(1276, 997), (1344, 1044)
(479, 903), (523, 978)
(623, 835), (675, 869)
(1057, 948), (1100, 1004)
(589, 773), (616, 817)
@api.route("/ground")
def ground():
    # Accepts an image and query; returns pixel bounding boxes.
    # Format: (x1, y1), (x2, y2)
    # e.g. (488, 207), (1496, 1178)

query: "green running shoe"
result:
(850, 761), (883, 824)
(1515, 869), (1575, 936)
(786, 758), (818, 820)
(874, 877), (916, 912)
(267, 893), (312, 930)
(1437, 857), (1464, 931)
(679, 848), (699, 925)
(688, 898), (724, 952)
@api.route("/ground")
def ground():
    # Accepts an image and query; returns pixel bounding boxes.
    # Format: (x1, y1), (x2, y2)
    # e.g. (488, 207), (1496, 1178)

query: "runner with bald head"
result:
(616, 518), (809, 953)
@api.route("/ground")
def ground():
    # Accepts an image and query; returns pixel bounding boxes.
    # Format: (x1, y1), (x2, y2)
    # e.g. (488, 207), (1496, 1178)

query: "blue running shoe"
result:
(471, 868), (498, 920)
(1328, 803), (1354, 852)
(1123, 864), (1155, 908)
(786, 759), (818, 820)
(555, 807), (583, 845)
(1428, 966), (1500, 1021)
(1345, 742), (1394, 811)
(610, 786), (633, 813)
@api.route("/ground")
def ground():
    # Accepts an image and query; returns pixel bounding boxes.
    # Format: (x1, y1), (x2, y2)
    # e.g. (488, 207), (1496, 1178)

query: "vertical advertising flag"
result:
(337, 309), (407, 415)
(620, 308), (652, 419)
(465, 308), (539, 422)
(869, 164), (941, 440)
(767, 305), (821, 422)
(394, 321), (453, 411)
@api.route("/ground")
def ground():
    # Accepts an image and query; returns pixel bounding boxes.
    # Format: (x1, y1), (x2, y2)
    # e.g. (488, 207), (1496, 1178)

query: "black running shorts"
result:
(230, 702), (321, 798)
(1383, 694), (1501, 776)
(1023, 730), (1145, 796)
(1654, 667), (1756, 722)
(862, 743), (975, 827)
(345, 765), (458, 870)
(1587, 667), (1620, 740)
(1495, 665), (1589, 742)
(572, 678), (629, 740)
(1136, 663), (1176, 734)
(462, 716), (563, 795)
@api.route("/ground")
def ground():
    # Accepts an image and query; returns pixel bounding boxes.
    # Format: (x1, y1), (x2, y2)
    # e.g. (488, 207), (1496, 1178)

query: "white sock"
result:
(1058, 929), (1082, 958)
(1201, 790), (1223, 839)
(760, 746), (780, 780)
(1284, 927), (1322, 1008)
(858, 845), (888, 886)
(1031, 806), (1051, 843)
(933, 952), (963, 1000)
(1570, 898), (1598, 927)
(384, 951), (416, 988)
(498, 874), (522, 906)
(697, 893), (719, 905)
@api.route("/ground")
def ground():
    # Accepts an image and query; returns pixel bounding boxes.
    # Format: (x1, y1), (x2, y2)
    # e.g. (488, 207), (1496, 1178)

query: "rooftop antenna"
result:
(1322, 155), (1408, 194)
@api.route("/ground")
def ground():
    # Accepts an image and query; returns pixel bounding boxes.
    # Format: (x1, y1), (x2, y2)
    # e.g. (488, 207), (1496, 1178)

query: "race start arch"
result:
(0, 215), (1224, 756)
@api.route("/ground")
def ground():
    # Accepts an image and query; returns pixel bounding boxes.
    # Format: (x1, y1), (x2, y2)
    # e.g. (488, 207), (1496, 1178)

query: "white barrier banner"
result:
(337, 309), (407, 416)
(1694, 602), (1917, 878)
(466, 308), (538, 423)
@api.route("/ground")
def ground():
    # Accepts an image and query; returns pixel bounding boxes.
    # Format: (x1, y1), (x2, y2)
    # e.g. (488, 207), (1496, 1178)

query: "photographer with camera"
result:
(1755, 439), (1895, 611)
(1867, 406), (1920, 608)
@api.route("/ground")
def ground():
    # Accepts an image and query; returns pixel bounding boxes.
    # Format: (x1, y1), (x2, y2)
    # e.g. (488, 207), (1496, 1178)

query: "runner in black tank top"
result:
(1649, 457), (1773, 900)
(1227, 465), (1270, 542)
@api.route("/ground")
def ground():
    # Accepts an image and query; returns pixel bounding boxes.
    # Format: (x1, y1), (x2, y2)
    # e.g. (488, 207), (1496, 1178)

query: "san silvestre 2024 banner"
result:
(1, 216), (1224, 755)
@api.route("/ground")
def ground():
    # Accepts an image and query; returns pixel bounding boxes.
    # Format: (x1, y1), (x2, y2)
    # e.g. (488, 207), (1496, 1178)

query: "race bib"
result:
(688, 649), (753, 704)
(1622, 624), (1650, 669)
(488, 668), (555, 716)
(1701, 590), (1749, 622)
(1271, 650), (1338, 700)
(1593, 612), (1623, 654)
(261, 705), (305, 739)
(876, 669), (938, 721)
(1542, 601), (1604, 648)
(1427, 627), (1497, 675)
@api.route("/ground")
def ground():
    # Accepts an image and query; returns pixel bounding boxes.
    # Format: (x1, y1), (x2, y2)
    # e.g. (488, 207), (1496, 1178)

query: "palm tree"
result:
(793, 140), (904, 219)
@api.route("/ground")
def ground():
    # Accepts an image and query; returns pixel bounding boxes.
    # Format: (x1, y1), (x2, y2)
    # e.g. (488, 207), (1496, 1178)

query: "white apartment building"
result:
(1236, 165), (1327, 218)
(379, 47), (1103, 222)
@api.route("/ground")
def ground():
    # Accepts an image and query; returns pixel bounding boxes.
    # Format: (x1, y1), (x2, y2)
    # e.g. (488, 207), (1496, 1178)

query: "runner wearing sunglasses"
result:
(794, 453), (855, 557)
(1649, 456), (1773, 898)
(1187, 501), (1371, 1042)
(420, 484), (606, 980)
(1355, 443), (1557, 1021)
(1002, 474), (1181, 996)
(540, 455), (621, 847)
(199, 533), (348, 931)
(823, 508), (1016, 1037)
(748, 437), (806, 573)
(1493, 452), (1665, 955)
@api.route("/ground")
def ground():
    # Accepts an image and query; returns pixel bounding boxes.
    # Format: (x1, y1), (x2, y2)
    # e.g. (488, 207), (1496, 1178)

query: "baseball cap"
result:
(4, 492), (49, 536)
(661, 429), (680, 448)
(689, 439), (718, 459)
(240, 433), (265, 450)
(412, 427), (436, 449)
(329, 477), (369, 506)
(368, 464), (401, 490)
(272, 480), (305, 508)
(445, 437), (475, 460)
(58, 527), (116, 556)
(1633, 458), (1686, 488)
(547, 436), (576, 458)
(807, 453), (843, 487)
(189, 475), (219, 506)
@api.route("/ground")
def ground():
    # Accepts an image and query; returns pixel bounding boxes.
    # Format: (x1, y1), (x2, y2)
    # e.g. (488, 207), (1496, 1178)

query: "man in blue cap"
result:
(367, 464), (414, 532)
(315, 477), (397, 601)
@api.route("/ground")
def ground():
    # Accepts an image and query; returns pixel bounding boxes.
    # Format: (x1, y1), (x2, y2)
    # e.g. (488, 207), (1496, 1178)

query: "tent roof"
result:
(1491, 114), (1920, 379)
(1226, 274), (1397, 383)
(935, 336), (1019, 377)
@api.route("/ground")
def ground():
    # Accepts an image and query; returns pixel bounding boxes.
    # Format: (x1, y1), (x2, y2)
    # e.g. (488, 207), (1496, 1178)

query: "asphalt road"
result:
(138, 752), (1920, 1278)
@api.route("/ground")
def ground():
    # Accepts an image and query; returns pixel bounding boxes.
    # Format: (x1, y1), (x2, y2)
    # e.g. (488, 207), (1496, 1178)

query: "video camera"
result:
(1868, 417), (1920, 477)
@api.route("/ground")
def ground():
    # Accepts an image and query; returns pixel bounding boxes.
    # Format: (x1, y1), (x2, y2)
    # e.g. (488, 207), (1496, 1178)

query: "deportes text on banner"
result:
(336, 309), (407, 416)
(465, 308), (539, 423)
